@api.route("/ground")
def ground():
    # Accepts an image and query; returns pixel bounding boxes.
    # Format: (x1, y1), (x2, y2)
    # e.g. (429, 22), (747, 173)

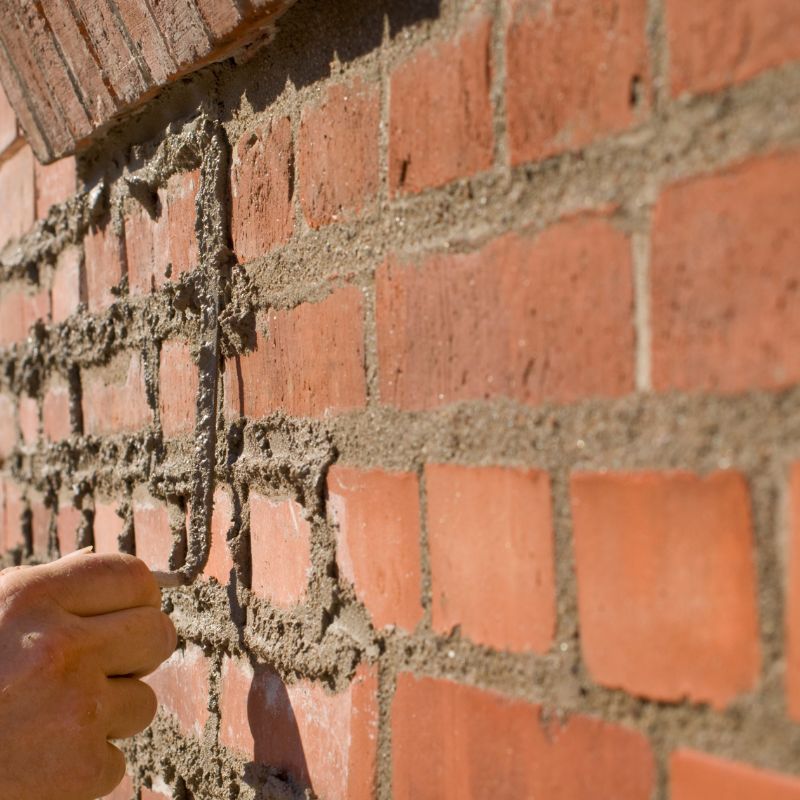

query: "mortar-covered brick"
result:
(0, 284), (50, 346)
(219, 658), (378, 799)
(225, 286), (366, 419)
(3, 480), (24, 552)
(231, 117), (294, 263)
(389, 15), (493, 195)
(18, 394), (38, 447)
(102, 772), (134, 800)
(202, 486), (235, 584)
(298, 77), (380, 228)
(571, 470), (761, 708)
(51, 245), (85, 323)
(93, 499), (125, 555)
(43, 378), (71, 442)
(159, 339), (197, 438)
(56, 496), (81, 556)
(144, 643), (210, 738)
(327, 465), (423, 632)
(34, 155), (76, 219)
(82, 351), (151, 436)
(670, 749), (800, 799)
(29, 491), (50, 556)
(84, 220), (125, 313)
(391, 674), (655, 799)
(788, 464), (800, 719)
(652, 151), (800, 394)
(506, 0), (649, 165)
(133, 488), (175, 572)
(0, 395), (15, 458)
(666, 0), (800, 97)
(0, 144), (34, 249)
(0, 82), (17, 154)
(377, 218), (634, 410)
(426, 464), (556, 653)
(249, 492), (311, 607)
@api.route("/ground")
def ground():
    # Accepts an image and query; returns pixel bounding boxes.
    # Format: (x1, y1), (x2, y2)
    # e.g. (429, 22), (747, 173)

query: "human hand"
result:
(0, 551), (177, 800)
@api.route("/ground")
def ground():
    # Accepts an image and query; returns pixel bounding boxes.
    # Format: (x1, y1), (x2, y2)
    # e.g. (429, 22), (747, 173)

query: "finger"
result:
(35, 552), (161, 616)
(105, 677), (158, 740)
(83, 606), (177, 677)
(92, 742), (128, 798)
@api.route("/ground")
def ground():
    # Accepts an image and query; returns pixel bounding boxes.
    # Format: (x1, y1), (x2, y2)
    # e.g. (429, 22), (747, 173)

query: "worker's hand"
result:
(0, 551), (177, 800)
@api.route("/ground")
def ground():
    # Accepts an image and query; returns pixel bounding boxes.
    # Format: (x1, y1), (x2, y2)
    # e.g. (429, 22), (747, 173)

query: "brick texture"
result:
(4, 480), (24, 553)
(787, 464), (800, 720)
(34, 156), (76, 219)
(391, 674), (655, 799)
(299, 77), (380, 228)
(0, 284), (50, 347)
(82, 352), (151, 436)
(18, 395), (38, 447)
(102, 773), (134, 800)
(0, 82), (17, 154)
(93, 500), (125, 555)
(56, 497), (81, 556)
(506, 0), (650, 165)
(84, 221), (124, 314)
(327, 466), (423, 632)
(0, 395), (16, 458)
(389, 16), (493, 195)
(203, 487), (235, 584)
(377, 219), (635, 410)
(426, 464), (556, 653)
(0, 145), (35, 250)
(670, 749), (800, 799)
(666, 0), (800, 97)
(43, 379), (71, 442)
(132, 488), (175, 571)
(50, 246), (85, 323)
(219, 658), (378, 800)
(652, 152), (800, 394)
(159, 340), (197, 438)
(571, 471), (761, 708)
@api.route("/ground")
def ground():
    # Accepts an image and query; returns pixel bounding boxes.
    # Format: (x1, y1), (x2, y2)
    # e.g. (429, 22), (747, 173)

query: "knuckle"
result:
(25, 625), (81, 676)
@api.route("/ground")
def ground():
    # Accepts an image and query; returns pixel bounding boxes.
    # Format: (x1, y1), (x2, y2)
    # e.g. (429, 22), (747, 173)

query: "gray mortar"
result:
(0, 0), (799, 798)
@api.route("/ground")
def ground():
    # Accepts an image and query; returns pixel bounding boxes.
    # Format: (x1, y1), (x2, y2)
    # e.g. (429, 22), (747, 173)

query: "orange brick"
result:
(571, 470), (761, 708)
(389, 16), (493, 195)
(0, 284), (50, 346)
(18, 394), (38, 447)
(43, 378), (71, 441)
(377, 219), (634, 410)
(298, 77), (380, 227)
(506, 0), (649, 165)
(219, 657), (378, 800)
(56, 496), (81, 556)
(159, 339), (197, 438)
(102, 772), (134, 800)
(93, 499), (125, 554)
(82, 351), (151, 436)
(671, 749), (800, 799)
(85, 221), (124, 313)
(132, 487), (175, 571)
(51, 245), (85, 323)
(652, 152), (800, 394)
(140, 788), (170, 800)
(0, 145), (35, 249)
(327, 466), (423, 632)
(203, 486), (235, 584)
(787, 464), (800, 719)
(225, 287), (366, 419)
(144, 642), (210, 737)
(34, 155), (76, 219)
(391, 674), (655, 799)
(231, 118), (294, 263)
(666, 0), (800, 97)
(426, 464), (556, 653)
(249, 492), (311, 607)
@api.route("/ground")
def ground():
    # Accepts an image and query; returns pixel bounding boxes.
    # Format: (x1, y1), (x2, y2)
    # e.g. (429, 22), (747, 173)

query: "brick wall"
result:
(1, 1), (800, 798)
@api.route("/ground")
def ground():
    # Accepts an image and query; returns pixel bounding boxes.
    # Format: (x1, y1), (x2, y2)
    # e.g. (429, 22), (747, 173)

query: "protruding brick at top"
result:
(0, 0), (298, 162)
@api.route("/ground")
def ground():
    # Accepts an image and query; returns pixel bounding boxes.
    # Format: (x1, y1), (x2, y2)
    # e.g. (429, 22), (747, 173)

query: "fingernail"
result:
(61, 546), (94, 560)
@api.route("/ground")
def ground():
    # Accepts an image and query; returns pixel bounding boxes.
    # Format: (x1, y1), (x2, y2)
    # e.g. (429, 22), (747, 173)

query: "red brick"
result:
(389, 16), (493, 195)
(3, 480), (25, 552)
(43, 378), (71, 442)
(82, 351), (152, 436)
(0, 82), (18, 154)
(787, 464), (800, 719)
(93, 499), (125, 554)
(0, 283), (50, 346)
(84, 220), (124, 313)
(219, 657), (378, 800)
(671, 749), (800, 800)
(506, 0), (649, 165)
(0, 395), (16, 458)
(102, 772), (134, 800)
(132, 488), (175, 571)
(51, 246), (85, 323)
(249, 492), (311, 607)
(140, 788), (170, 800)
(0, 145), (35, 249)
(56, 495), (81, 556)
(298, 77), (380, 227)
(377, 218), (634, 410)
(327, 466), (423, 632)
(231, 118), (294, 263)
(29, 490), (50, 555)
(124, 202), (157, 297)
(159, 339), (197, 438)
(225, 287), (366, 419)
(666, 0), (800, 97)
(18, 395), (38, 447)
(203, 486), (235, 584)
(652, 152), (800, 394)
(391, 674), (655, 799)
(426, 464), (556, 653)
(570, 470), (761, 708)
(34, 155), (76, 219)
(144, 642), (210, 737)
